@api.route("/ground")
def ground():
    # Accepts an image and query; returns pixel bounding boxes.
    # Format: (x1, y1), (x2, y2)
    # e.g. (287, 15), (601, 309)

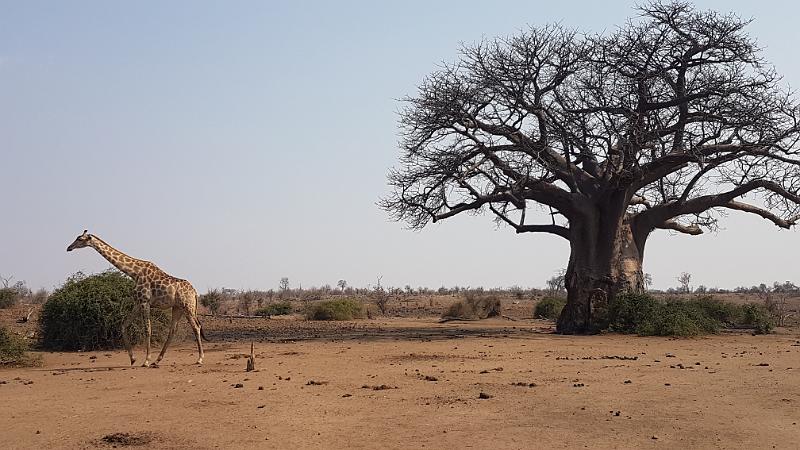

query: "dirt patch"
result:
(97, 432), (153, 447)
(382, 352), (482, 363)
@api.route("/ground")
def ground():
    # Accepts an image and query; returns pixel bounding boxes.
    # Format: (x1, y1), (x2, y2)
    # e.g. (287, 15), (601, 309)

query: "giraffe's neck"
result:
(89, 236), (143, 279)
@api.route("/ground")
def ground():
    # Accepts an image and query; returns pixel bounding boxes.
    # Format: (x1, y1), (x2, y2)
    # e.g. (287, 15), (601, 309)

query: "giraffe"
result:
(67, 230), (206, 366)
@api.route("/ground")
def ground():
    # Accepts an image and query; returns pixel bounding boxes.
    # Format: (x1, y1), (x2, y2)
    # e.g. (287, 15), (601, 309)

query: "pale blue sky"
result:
(1, 1), (798, 292)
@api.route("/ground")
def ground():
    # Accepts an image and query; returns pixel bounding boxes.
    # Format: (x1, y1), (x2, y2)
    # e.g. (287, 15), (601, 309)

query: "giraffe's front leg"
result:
(141, 302), (152, 367)
(121, 303), (141, 366)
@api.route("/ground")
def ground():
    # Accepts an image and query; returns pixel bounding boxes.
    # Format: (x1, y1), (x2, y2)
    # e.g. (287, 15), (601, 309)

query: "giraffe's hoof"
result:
(196, 359), (203, 365)
(142, 361), (150, 368)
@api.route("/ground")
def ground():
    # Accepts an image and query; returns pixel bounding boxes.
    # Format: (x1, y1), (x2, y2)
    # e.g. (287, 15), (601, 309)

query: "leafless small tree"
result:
(766, 281), (798, 326)
(677, 272), (692, 294)
(337, 279), (347, 293)
(372, 276), (389, 314)
(279, 277), (290, 295)
(546, 270), (567, 296)
(644, 273), (653, 290)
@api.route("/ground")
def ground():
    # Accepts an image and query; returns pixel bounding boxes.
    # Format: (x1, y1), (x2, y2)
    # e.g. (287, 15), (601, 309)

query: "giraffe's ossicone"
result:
(67, 230), (206, 366)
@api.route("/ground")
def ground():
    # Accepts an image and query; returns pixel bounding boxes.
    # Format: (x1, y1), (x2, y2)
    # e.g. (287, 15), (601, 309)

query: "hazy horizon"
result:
(2, 1), (799, 293)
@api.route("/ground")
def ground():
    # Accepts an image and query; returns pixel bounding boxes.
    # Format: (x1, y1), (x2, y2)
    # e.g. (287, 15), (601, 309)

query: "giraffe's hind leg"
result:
(185, 308), (204, 365)
(155, 306), (182, 365)
(121, 303), (142, 366)
(141, 303), (152, 367)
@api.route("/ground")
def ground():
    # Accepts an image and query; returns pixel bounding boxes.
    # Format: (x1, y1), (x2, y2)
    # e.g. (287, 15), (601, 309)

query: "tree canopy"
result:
(383, 1), (800, 238)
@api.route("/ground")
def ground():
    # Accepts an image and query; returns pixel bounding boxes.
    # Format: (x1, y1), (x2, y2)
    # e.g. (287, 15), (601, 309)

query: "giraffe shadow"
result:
(35, 365), (148, 373)
(205, 320), (556, 344)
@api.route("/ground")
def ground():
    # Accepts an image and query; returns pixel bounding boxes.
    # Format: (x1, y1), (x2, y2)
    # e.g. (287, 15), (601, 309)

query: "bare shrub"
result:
(371, 276), (389, 314)
(442, 294), (501, 320)
(200, 289), (223, 315)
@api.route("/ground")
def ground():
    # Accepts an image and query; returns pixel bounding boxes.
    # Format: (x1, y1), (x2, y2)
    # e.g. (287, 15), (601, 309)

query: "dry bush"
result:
(0, 288), (17, 309)
(442, 294), (501, 320)
(0, 326), (41, 367)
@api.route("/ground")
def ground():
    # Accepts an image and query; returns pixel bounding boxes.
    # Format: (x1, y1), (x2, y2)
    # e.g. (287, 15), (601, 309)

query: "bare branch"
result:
(656, 220), (703, 235)
(489, 204), (570, 239)
(722, 201), (797, 229)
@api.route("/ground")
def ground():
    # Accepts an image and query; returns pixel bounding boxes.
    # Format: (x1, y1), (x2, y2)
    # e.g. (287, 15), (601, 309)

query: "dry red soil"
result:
(2, 316), (799, 449)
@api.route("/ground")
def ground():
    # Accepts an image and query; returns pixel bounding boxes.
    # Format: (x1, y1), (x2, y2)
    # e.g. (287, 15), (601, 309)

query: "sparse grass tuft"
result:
(534, 296), (566, 320)
(305, 299), (365, 321)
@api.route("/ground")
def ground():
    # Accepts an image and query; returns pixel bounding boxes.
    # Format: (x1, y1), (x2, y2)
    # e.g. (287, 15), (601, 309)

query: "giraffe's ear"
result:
(82, 230), (88, 236)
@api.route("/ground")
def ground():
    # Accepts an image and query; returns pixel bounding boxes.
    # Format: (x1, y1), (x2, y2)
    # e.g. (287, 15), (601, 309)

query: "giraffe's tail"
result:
(199, 321), (209, 341)
(195, 293), (210, 342)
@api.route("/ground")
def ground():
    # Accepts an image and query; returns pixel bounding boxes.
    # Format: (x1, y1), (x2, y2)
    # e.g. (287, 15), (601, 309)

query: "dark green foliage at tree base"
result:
(39, 271), (169, 351)
(534, 297), (567, 320)
(606, 294), (773, 336)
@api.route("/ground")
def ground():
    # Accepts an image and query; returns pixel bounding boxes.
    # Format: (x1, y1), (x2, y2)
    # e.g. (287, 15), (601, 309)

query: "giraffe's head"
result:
(67, 230), (94, 252)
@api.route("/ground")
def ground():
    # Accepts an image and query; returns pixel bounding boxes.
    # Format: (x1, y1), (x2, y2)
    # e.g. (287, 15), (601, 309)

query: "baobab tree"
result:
(382, 1), (800, 333)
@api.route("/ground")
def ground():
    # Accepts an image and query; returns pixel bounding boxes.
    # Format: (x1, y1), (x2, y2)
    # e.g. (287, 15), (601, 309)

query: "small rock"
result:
(624, 380), (632, 384)
(478, 392), (493, 399)
(342, 393), (352, 398)
(232, 383), (244, 388)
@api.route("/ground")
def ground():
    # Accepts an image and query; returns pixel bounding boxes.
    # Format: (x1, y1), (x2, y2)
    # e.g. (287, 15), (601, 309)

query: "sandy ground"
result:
(1, 318), (799, 449)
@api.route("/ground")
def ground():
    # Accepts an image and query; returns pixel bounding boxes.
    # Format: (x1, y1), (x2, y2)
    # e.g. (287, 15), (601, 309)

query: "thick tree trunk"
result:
(557, 200), (646, 334)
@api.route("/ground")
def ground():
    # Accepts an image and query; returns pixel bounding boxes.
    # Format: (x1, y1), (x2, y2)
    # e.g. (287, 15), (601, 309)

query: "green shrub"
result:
(740, 303), (774, 334)
(0, 326), (26, 363)
(607, 293), (773, 336)
(443, 294), (501, 320)
(606, 293), (661, 333)
(39, 271), (169, 351)
(534, 297), (566, 320)
(0, 287), (18, 309)
(255, 301), (293, 316)
(0, 327), (39, 366)
(305, 299), (365, 321)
